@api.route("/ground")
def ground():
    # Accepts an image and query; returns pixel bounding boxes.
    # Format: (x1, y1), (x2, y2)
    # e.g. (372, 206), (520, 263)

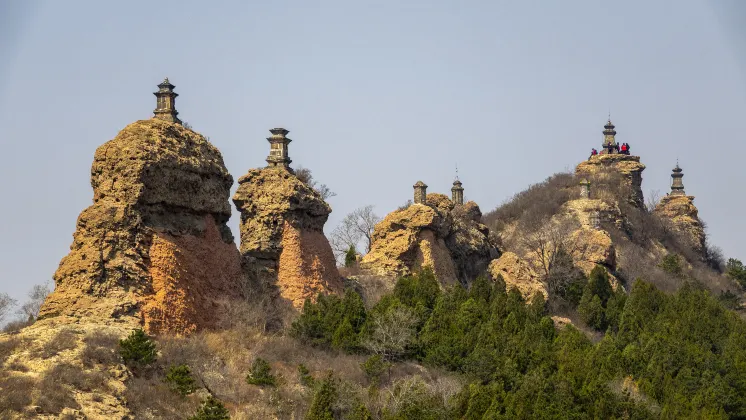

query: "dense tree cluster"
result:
(292, 268), (746, 418)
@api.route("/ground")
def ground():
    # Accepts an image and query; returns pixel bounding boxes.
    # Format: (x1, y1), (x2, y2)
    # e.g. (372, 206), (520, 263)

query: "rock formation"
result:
(39, 81), (244, 335)
(654, 164), (705, 255)
(361, 186), (499, 286)
(232, 129), (342, 309)
(575, 154), (646, 208)
(488, 252), (547, 301)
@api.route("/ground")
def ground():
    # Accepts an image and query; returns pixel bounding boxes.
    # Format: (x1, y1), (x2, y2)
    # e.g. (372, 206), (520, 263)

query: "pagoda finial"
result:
(153, 78), (181, 125)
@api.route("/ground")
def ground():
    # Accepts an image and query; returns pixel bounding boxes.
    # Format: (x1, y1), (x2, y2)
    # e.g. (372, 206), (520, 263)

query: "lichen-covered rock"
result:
(361, 194), (499, 286)
(569, 228), (616, 276)
(575, 154), (646, 208)
(39, 119), (244, 335)
(232, 167), (342, 309)
(655, 194), (706, 255)
(488, 252), (547, 301)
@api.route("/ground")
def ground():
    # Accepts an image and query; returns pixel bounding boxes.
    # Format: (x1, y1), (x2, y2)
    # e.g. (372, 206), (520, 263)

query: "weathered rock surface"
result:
(39, 119), (244, 335)
(575, 154), (646, 208)
(488, 252), (547, 301)
(232, 167), (342, 309)
(361, 193), (499, 286)
(655, 194), (706, 255)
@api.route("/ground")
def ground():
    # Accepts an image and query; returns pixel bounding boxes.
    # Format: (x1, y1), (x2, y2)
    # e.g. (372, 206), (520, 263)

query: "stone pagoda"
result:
(600, 119), (617, 154)
(669, 162), (686, 196)
(451, 178), (464, 205)
(153, 78), (182, 124)
(265, 128), (293, 172)
(413, 181), (428, 204)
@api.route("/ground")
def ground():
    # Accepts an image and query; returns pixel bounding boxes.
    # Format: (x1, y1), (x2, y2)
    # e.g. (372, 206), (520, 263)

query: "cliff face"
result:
(655, 194), (706, 255)
(360, 193), (499, 285)
(39, 119), (244, 335)
(575, 154), (646, 208)
(232, 168), (342, 309)
(488, 252), (547, 301)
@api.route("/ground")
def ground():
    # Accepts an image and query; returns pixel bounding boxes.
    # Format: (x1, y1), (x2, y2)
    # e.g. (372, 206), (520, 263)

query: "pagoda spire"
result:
(153, 78), (182, 125)
(265, 128), (293, 171)
(602, 118), (617, 147)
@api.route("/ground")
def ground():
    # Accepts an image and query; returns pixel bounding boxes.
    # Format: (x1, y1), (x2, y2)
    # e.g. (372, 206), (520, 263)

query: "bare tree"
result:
(646, 189), (662, 212)
(0, 292), (17, 324)
(330, 205), (382, 261)
(362, 306), (419, 360)
(18, 283), (52, 321)
(294, 165), (336, 200)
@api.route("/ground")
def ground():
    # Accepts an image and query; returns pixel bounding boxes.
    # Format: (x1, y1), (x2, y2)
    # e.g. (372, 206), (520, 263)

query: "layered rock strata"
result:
(575, 154), (646, 208)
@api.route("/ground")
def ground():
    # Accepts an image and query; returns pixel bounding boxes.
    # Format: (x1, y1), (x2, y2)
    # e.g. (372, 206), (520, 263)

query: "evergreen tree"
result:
(119, 328), (156, 367)
(246, 358), (276, 386)
(306, 372), (338, 420)
(345, 245), (357, 268)
(165, 364), (197, 396)
(189, 396), (230, 420)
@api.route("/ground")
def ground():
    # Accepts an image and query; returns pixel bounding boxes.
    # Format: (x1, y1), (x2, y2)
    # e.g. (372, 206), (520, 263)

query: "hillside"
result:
(1, 84), (746, 419)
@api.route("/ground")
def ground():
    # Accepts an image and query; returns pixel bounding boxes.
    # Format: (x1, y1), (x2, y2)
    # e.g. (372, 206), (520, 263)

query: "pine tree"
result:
(306, 372), (338, 420)
(189, 396), (230, 420)
(345, 245), (357, 268)
(165, 364), (197, 395)
(246, 358), (276, 386)
(119, 328), (156, 367)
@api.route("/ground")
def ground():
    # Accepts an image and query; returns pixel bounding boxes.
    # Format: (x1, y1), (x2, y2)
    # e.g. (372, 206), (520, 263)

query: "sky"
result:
(1, 0), (745, 308)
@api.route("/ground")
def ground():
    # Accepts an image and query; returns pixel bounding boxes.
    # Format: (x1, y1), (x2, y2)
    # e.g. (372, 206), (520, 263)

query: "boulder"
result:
(488, 252), (547, 301)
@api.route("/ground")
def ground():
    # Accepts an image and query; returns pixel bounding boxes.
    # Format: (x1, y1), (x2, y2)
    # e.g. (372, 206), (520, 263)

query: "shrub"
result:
(47, 363), (109, 392)
(246, 358), (276, 386)
(360, 354), (389, 386)
(36, 370), (80, 414)
(165, 364), (197, 396)
(119, 329), (157, 367)
(659, 253), (684, 278)
(298, 364), (315, 387)
(345, 245), (357, 268)
(189, 396), (230, 420)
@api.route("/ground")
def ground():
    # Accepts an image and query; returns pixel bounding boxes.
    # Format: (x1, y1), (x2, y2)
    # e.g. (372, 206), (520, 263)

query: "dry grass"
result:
(81, 329), (120, 367)
(124, 375), (201, 419)
(35, 371), (80, 414)
(0, 374), (36, 414)
(0, 336), (22, 365)
(29, 327), (79, 359)
(47, 363), (109, 392)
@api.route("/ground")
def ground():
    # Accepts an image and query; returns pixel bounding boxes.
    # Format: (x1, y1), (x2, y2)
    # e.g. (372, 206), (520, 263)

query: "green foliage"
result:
(348, 403), (373, 420)
(306, 372), (338, 420)
(164, 364), (197, 396)
(361, 354), (390, 386)
(291, 289), (367, 351)
(718, 290), (741, 309)
(345, 245), (357, 268)
(577, 266), (616, 331)
(189, 396), (230, 420)
(659, 253), (685, 278)
(726, 258), (746, 288)
(245, 358), (276, 386)
(298, 364), (314, 387)
(119, 329), (156, 367)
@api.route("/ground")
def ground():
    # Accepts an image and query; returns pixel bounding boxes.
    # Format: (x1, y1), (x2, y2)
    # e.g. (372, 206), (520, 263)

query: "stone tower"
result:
(265, 128), (293, 171)
(451, 178), (464, 205)
(153, 78), (182, 125)
(602, 119), (617, 149)
(670, 162), (685, 196)
(579, 179), (591, 199)
(413, 181), (428, 204)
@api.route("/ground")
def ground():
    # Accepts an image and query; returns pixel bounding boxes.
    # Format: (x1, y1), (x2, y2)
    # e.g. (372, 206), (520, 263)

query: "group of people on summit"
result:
(590, 142), (631, 158)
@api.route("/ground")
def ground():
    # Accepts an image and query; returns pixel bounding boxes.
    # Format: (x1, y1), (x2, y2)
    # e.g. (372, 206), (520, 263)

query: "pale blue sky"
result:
(1, 1), (745, 306)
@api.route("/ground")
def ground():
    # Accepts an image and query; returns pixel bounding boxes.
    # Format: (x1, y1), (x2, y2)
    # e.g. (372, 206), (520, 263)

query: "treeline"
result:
(292, 268), (746, 419)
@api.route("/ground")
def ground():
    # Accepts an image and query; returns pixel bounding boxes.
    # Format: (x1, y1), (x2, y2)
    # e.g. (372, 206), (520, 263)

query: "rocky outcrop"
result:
(655, 194), (706, 255)
(39, 119), (244, 335)
(361, 193), (499, 286)
(232, 168), (342, 309)
(575, 154), (646, 208)
(488, 252), (547, 301)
